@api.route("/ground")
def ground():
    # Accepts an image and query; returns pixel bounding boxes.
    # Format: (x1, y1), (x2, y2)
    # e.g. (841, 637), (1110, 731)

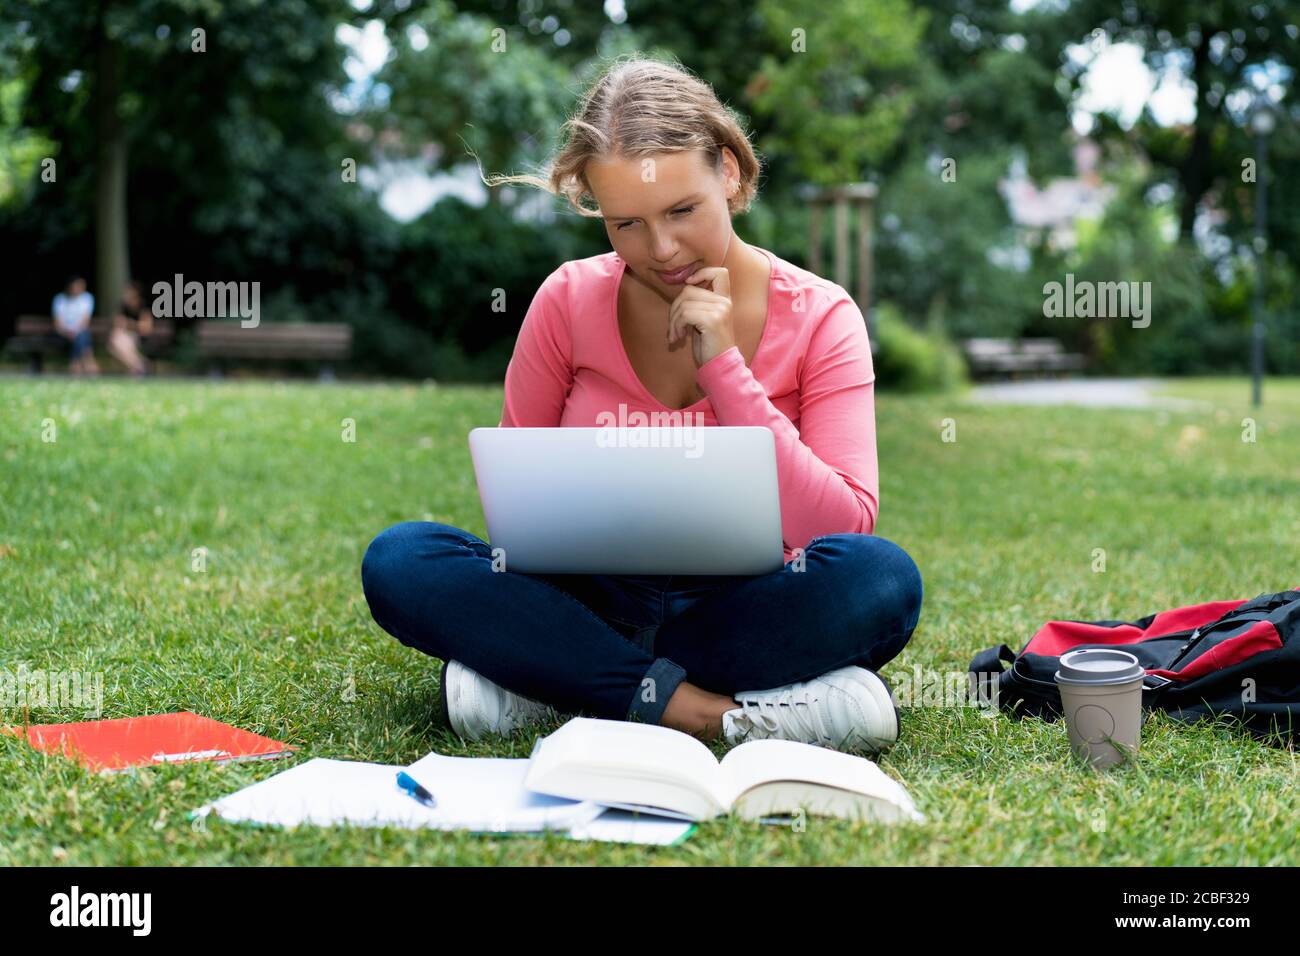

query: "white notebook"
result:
(523, 717), (926, 824)
(398, 750), (605, 832)
(191, 757), (694, 845)
(193, 758), (454, 829)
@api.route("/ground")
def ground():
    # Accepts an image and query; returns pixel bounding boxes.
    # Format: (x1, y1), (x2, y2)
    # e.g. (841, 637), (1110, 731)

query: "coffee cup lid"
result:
(1054, 648), (1145, 685)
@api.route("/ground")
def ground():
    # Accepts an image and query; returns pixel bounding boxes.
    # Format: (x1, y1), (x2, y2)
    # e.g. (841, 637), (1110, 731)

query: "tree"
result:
(747, 0), (928, 186)
(364, 0), (574, 210)
(0, 0), (367, 315)
(854, 0), (1077, 336)
(1022, 0), (1300, 243)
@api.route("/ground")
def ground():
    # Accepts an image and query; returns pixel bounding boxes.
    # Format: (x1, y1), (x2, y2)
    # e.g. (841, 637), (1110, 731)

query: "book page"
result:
(567, 809), (696, 846)
(718, 739), (923, 821)
(524, 717), (730, 818)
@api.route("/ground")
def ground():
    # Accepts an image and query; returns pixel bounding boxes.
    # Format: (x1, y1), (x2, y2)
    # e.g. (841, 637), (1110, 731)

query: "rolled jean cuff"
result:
(626, 657), (687, 726)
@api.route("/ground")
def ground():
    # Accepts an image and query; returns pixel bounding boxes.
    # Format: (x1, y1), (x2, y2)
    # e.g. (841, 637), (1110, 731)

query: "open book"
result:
(524, 717), (925, 825)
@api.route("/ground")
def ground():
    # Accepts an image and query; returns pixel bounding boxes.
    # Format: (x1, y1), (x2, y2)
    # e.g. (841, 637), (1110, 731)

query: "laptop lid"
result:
(468, 426), (784, 575)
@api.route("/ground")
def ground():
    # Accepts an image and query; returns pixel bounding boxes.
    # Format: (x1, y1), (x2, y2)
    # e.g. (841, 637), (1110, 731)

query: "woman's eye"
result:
(615, 206), (695, 231)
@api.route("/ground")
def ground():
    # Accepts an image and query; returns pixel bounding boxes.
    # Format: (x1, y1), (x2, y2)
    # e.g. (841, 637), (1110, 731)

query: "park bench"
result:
(960, 337), (1085, 379)
(197, 320), (352, 380)
(5, 315), (176, 373)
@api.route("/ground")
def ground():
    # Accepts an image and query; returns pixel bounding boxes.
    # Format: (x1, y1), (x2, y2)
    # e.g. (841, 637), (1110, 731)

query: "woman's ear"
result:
(719, 145), (737, 179)
(718, 146), (741, 198)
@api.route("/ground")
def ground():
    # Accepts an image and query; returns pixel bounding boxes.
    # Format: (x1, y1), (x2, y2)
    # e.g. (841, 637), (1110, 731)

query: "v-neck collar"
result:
(610, 245), (776, 413)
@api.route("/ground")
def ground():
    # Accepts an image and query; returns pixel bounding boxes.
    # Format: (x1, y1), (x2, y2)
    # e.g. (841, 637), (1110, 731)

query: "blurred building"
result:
(999, 138), (1114, 251)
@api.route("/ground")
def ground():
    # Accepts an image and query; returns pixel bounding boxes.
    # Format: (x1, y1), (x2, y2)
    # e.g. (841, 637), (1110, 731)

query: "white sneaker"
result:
(439, 659), (559, 741)
(721, 665), (900, 753)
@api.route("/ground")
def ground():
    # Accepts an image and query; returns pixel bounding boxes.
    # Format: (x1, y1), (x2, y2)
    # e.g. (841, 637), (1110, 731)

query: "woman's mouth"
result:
(654, 261), (702, 284)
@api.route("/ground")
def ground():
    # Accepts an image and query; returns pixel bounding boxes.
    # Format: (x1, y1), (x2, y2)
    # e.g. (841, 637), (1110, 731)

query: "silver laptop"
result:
(468, 426), (784, 575)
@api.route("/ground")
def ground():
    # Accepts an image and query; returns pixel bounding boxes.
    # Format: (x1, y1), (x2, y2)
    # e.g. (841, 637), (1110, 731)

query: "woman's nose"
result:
(647, 227), (678, 264)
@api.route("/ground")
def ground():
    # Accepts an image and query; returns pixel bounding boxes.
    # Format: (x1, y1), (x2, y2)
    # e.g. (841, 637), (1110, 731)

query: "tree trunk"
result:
(94, 9), (129, 318)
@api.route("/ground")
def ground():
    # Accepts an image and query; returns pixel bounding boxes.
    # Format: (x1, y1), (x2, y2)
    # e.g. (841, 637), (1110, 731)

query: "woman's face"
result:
(586, 147), (738, 304)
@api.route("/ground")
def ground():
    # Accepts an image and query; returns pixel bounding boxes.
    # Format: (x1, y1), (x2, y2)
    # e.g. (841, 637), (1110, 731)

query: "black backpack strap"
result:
(969, 644), (1016, 675)
(1141, 672), (1175, 707)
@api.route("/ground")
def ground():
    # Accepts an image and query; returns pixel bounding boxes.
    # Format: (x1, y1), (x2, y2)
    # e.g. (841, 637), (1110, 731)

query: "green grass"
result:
(2, 373), (1298, 865)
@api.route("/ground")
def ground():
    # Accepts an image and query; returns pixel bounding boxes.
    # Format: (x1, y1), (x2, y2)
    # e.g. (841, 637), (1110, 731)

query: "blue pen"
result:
(396, 771), (438, 808)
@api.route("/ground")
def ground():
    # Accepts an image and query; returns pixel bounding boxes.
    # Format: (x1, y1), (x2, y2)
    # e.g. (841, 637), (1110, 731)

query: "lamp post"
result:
(1249, 97), (1275, 407)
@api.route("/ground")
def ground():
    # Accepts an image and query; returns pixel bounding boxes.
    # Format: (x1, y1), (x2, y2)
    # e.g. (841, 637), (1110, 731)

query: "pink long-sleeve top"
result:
(499, 245), (880, 564)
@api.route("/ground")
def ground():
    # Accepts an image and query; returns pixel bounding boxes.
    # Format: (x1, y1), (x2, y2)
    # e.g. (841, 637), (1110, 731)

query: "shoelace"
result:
(732, 680), (832, 745)
(500, 685), (553, 723)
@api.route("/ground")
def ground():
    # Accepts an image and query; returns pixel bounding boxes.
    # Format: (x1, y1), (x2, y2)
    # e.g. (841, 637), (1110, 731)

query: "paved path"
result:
(966, 377), (1210, 410)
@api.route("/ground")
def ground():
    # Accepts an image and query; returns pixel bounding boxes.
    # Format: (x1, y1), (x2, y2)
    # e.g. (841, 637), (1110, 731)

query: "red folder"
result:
(1, 711), (297, 771)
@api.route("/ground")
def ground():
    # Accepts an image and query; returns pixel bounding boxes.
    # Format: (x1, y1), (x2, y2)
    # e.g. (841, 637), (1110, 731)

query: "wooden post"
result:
(808, 200), (824, 276)
(857, 195), (873, 317)
(833, 196), (850, 291)
(801, 183), (878, 328)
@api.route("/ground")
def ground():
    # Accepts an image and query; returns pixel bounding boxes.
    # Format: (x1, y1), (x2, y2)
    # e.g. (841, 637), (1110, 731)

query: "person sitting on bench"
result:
(52, 275), (99, 376)
(108, 279), (153, 377)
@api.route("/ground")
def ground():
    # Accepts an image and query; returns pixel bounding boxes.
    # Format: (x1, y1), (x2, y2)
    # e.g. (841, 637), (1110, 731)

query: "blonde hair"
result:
(481, 54), (762, 219)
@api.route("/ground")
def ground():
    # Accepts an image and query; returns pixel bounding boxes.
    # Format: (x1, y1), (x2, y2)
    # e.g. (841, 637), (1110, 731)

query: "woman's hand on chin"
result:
(667, 267), (736, 368)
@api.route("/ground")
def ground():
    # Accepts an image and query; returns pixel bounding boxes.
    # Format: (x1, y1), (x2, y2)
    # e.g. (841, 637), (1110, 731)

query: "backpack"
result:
(968, 588), (1300, 745)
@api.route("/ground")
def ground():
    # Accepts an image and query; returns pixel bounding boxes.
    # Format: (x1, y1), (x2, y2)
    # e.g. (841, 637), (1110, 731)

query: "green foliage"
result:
(0, 76), (55, 208)
(870, 301), (968, 394)
(1073, 240), (1224, 376)
(1021, 0), (1300, 251)
(1036, 171), (1300, 376)
(0, 0), (371, 325)
(387, 196), (605, 379)
(875, 149), (1046, 340)
(894, 1), (1074, 180)
(749, 0), (927, 184)
(371, 0), (575, 187)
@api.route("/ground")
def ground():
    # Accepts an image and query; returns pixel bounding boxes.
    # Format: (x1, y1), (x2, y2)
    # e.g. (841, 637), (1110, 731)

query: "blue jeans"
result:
(65, 327), (93, 359)
(361, 521), (923, 726)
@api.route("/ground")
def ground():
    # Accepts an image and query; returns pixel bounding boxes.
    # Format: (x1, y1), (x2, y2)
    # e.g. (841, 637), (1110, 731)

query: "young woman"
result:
(108, 279), (154, 377)
(361, 56), (923, 753)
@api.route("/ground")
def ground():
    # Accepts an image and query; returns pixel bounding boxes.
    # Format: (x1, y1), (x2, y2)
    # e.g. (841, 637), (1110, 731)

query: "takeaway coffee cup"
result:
(1054, 648), (1145, 769)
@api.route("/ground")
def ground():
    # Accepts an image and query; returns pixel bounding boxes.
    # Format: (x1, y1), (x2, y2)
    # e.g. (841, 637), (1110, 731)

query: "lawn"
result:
(1, 373), (1297, 865)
